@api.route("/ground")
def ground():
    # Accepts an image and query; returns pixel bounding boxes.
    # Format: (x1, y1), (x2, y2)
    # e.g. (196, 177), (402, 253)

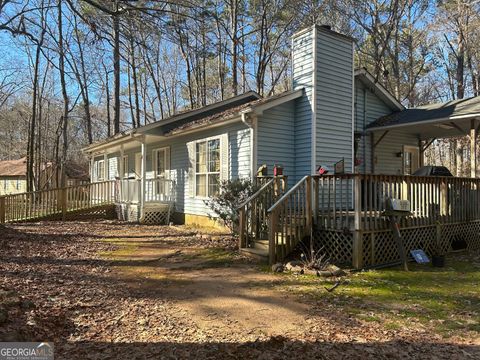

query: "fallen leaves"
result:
(0, 220), (478, 359)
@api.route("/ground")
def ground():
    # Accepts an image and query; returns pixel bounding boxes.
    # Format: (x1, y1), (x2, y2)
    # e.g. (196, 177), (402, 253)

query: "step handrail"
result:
(267, 175), (309, 213)
(237, 178), (275, 210)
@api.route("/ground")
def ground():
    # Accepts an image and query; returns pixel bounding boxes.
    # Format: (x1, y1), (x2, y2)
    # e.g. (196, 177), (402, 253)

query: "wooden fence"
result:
(0, 181), (116, 223)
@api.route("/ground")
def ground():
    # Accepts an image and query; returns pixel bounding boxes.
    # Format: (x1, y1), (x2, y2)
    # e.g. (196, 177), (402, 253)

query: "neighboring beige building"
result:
(0, 157), (89, 195)
(0, 158), (27, 195)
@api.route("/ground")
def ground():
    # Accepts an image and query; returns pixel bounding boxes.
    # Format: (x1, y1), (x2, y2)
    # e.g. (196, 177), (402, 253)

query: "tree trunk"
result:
(112, 1), (121, 134)
(58, 0), (69, 188)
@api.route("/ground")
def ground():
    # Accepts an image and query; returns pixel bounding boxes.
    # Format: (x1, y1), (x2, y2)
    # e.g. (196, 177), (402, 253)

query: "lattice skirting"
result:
(141, 204), (173, 225)
(315, 221), (480, 268)
(312, 228), (353, 265)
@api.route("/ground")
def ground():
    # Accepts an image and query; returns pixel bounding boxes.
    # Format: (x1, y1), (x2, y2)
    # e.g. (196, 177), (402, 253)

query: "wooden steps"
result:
(240, 239), (269, 262)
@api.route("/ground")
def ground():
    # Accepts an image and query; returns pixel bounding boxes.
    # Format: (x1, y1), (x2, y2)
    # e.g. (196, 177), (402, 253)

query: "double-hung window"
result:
(97, 160), (105, 181)
(195, 138), (220, 197)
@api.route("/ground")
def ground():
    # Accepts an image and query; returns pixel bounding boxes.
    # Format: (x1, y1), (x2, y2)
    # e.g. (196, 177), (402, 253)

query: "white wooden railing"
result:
(117, 178), (175, 204)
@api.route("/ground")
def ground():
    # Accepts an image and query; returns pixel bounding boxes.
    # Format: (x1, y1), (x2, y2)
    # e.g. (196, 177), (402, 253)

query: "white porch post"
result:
(471, 119), (477, 178)
(140, 137), (146, 219)
(90, 155), (95, 182)
(119, 145), (125, 179)
(119, 145), (125, 202)
(103, 152), (108, 180)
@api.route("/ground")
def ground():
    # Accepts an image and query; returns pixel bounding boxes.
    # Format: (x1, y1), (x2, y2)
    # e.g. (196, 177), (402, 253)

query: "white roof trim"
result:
(366, 112), (480, 132)
(355, 69), (404, 111)
(241, 89), (304, 116)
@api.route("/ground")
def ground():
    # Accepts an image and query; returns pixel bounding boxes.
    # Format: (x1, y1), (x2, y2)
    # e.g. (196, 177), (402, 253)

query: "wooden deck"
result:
(239, 174), (480, 268)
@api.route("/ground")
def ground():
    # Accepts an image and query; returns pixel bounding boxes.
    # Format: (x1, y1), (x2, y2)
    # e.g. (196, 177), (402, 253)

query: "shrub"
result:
(204, 178), (257, 234)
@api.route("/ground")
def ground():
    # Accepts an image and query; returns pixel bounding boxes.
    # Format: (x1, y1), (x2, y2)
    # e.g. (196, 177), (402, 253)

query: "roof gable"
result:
(354, 68), (404, 111)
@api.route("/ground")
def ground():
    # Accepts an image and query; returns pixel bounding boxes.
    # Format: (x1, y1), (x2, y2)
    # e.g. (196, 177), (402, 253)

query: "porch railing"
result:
(116, 178), (175, 204)
(145, 178), (175, 202)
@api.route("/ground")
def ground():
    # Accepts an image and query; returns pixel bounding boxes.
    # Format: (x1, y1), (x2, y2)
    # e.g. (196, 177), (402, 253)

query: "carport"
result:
(366, 96), (480, 177)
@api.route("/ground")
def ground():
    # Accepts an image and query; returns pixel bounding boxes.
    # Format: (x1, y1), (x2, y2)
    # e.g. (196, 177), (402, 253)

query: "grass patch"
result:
(277, 253), (480, 338)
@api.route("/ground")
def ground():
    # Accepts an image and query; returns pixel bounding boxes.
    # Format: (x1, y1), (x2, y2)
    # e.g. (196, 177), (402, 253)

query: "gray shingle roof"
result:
(368, 96), (480, 129)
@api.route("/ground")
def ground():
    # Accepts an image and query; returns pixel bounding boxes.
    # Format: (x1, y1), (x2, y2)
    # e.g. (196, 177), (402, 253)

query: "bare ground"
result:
(0, 220), (479, 359)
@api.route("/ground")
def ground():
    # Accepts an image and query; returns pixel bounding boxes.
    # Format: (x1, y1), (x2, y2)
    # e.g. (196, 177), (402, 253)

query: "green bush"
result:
(204, 178), (257, 234)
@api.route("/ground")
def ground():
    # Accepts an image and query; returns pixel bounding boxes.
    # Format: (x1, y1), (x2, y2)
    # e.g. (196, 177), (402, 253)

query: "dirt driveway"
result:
(1, 221), (478, 359)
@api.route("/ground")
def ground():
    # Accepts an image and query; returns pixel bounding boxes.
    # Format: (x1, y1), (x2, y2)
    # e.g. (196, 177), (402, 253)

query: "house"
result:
(0, 157), (89, 195)
(0, 158), (27, 195)
(84, 25), (480, 267)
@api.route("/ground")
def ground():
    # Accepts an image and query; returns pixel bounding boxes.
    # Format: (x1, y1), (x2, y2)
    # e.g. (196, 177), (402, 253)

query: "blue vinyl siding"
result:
(102, 121), (250, 217)
(292, 28), (315, 181)
(315, 28), (354, 174)
(354, 79), (418, 174)
(256, 102), (295, 179)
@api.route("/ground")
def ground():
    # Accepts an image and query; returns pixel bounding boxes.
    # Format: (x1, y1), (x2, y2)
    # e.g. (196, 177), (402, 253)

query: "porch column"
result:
(103, 152), (108, 181)
(90, 156), (95, 182)
(140, 137), (146, 218)
(471, 119), (477, 178)
(119, 145), (125, 179)
(119, 145), (125, 202)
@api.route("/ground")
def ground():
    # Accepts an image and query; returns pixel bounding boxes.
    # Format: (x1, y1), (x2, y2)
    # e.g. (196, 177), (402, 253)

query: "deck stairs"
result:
(238, 176), (313, 264)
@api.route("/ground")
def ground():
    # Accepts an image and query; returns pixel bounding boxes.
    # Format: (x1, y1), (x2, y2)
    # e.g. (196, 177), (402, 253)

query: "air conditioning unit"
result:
(387, 198), (410, 212)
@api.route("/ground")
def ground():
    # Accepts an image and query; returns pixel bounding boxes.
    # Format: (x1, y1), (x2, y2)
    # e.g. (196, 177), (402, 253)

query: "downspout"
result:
(241, 111), (256, 179)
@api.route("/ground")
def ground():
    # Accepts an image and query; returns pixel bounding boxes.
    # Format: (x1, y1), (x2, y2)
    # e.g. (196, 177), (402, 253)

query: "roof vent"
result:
(320, 24), (332, 30)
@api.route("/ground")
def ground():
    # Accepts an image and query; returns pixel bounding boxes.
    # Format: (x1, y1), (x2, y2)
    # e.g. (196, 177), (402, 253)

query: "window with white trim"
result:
(195, 138), (220, 197)
(97, 160), (105, 181)
(153, 148), (167, 178)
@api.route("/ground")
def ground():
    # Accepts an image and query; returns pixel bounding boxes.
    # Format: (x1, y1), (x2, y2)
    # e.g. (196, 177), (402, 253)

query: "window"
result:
(16, 179), (20, 190)
(97, 160), (105, 181)
(404, 151), (413, 175)
(122, 155), (129, 178)
(195, 138), (220, 197)
(153, 149), (167, 178)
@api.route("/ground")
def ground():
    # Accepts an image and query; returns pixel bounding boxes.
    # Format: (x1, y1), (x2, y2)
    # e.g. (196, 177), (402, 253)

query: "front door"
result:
(403, 145), (420, 175)
(153, 147), (170, 200)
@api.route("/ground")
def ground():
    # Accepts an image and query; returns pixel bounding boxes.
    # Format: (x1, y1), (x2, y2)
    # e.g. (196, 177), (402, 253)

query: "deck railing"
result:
(0, 180), (116, 223)
(313, 174), (480, 232)
(238, 176), (287, 249)
(267, 176), (311, 263)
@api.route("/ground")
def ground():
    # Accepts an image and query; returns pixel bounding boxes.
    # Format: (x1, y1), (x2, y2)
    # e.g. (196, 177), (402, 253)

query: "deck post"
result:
(0, 196), (5, 224)
(268, 210), (277, 265)
(470, 119), (477, 178)
(239, 207), (246, 248)
(352, 175), (363, 269)
(305, 176), (312, 231)
(140, 137), (146, 220)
